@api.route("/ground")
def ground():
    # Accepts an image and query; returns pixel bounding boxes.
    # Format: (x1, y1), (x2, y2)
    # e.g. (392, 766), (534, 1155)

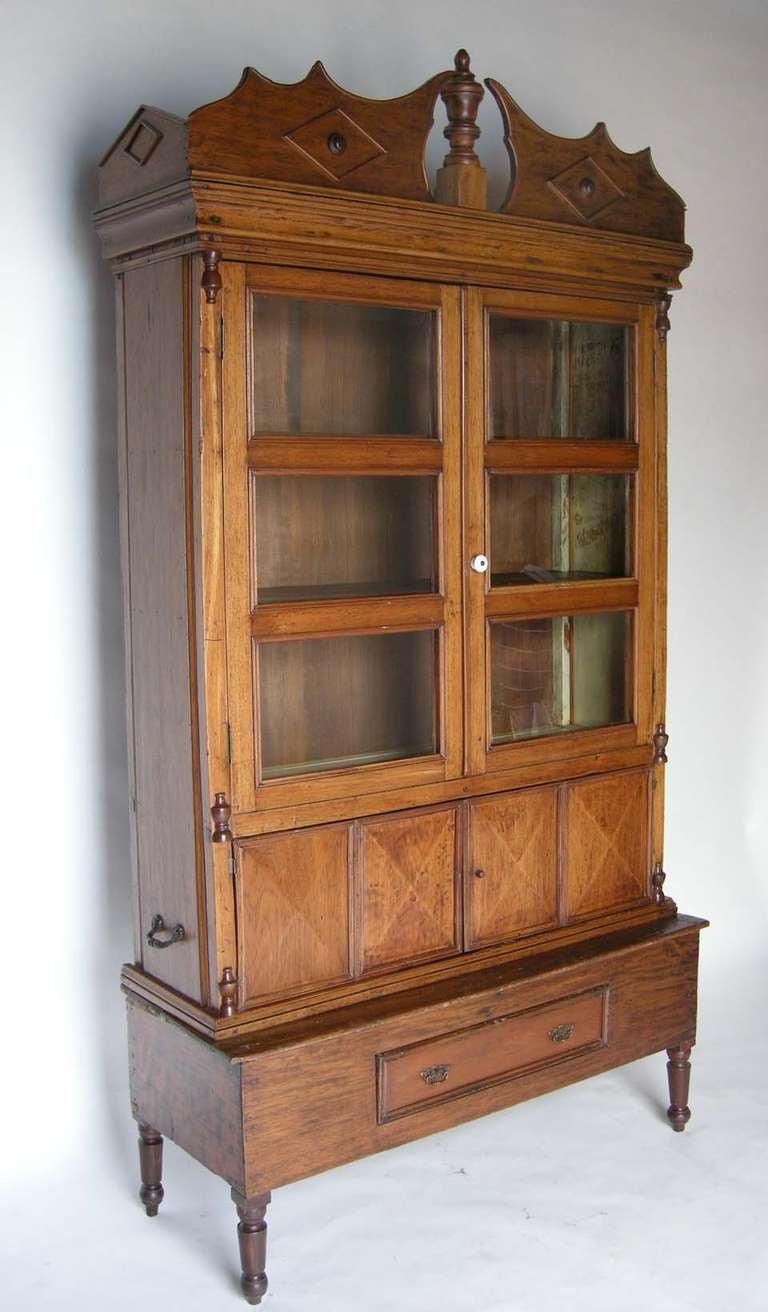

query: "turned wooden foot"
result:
(666, 1042), (693, 1131)
(138, 1123), (164, 1215)
(232, 1188), (271, 1304)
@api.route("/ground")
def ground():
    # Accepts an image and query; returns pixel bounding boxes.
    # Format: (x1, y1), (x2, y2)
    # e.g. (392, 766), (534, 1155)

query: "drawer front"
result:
(377, 986), (607, 1122)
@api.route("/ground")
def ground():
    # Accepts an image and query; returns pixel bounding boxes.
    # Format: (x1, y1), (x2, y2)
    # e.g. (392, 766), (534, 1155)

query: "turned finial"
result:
(211, 791), (233, 842)
(219, 966), (238, 1017)
(201, 249), (222, 304)
(434, 49), (486, 209)
(441, 49), (483, 164)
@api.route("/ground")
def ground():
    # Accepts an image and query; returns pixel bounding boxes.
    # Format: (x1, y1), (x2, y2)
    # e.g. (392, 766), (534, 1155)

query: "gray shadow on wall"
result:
(73, 147), (136, 1178)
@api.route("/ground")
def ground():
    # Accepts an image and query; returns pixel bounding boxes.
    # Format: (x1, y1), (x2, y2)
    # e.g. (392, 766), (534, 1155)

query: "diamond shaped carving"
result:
(123, 119), (162, 167)
(284, 107), (386, 181)
(548, 155), (624, 223)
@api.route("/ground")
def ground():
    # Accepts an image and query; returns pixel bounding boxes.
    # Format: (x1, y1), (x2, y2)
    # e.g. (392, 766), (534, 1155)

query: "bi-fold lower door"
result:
(220, 264), (463, 818)
(464, 287), (659, 776)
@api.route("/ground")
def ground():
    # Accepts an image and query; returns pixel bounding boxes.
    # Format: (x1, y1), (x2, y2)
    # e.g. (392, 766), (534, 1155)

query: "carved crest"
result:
(187, 61), (452, 202)
(486, 79), (686, 241)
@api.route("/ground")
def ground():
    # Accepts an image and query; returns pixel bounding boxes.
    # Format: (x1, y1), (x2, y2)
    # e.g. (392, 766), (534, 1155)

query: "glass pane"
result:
(251, 295), (436, 436)
(258, 630), (437, 778)
(489, 474), (631, 586)
(252, 474), (436, 603)
(488, 316), (630, 439)
(490, 612), (631, 744)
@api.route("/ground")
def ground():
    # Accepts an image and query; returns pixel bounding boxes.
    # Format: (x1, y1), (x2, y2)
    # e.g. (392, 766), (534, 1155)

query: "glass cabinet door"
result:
(222, 266), (462, 813)
(466, 288), (655, 775)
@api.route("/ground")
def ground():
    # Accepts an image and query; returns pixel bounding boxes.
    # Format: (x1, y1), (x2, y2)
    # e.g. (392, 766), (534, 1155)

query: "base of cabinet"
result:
(126, 912), (706, 1300)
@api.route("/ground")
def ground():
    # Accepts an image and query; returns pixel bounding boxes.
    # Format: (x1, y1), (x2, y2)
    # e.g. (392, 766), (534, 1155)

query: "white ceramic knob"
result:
(470, 554), (489, 574)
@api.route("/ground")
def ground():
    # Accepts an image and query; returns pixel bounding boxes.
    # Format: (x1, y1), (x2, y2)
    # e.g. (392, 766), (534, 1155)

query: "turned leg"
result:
(138, 1123), (164, 1216)
(232, 1189), (271, 1305)
(666, 1042), (693, 1131)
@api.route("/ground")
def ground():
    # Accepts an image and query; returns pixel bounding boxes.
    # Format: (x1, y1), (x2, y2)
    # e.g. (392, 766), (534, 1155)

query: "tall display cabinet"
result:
(95, 51), (706, 1303)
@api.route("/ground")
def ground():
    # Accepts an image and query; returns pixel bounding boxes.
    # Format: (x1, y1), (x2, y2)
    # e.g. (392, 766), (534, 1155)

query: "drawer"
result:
(377, 986), (608, 1122)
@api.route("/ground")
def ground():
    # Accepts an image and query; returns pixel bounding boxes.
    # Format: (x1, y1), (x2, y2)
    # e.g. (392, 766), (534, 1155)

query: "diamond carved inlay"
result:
(124, 120), (162, 167)
(284, 107), (386, 181)
(548, 155), (624, 223)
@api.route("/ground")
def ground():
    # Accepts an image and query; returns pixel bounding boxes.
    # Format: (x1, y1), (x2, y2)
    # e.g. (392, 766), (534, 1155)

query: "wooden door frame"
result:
(463, 286), (657, 779)
(221, 262), (464, 817)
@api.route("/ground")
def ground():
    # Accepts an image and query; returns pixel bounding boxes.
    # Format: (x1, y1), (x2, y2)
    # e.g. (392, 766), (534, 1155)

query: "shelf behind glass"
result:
(252, 474), (436, 605)
(258, 630), (437, 779)
(490, 611), (631, 744)
(251, 294), (437, 437)
(489, 473), (631, 586)
(488, 316), (630, 440)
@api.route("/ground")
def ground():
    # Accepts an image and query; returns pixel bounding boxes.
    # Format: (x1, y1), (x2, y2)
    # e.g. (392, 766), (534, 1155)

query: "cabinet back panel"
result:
(122, 261), (202, 1001)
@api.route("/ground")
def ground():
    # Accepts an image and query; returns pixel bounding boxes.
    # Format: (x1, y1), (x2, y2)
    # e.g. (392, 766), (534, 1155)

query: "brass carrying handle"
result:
(548, 1022), (575, 1043)
(146, 914), (185, 949)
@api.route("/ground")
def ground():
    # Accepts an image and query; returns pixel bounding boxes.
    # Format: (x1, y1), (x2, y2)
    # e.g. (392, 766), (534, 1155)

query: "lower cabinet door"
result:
(235, 823), (353, 1006)
(563, 768), (650, 920)
(465, 786), (559, 949)
(357, 804), (461, 975)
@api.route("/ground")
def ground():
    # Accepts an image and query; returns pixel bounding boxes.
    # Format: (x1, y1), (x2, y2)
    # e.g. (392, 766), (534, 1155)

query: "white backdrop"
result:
(1, 2), (766, 1308)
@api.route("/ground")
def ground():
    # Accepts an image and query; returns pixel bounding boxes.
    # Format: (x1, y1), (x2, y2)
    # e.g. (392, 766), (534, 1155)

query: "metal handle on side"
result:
(146, 914), (185, 950)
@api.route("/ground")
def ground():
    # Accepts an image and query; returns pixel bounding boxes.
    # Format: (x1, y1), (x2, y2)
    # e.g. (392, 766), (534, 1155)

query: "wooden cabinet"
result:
(97, 49), (706, 1304)
(464, 787), (559, 948)
(357, 805), (461, 974)
(234, 825), (353, 1006)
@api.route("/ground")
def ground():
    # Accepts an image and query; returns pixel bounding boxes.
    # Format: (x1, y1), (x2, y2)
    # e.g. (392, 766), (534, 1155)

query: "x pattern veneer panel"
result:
(466, 787), (559, 948)
(236, 824), (353, 1005)
(358, 806), (460, 974)
(564, 770), (650, 920)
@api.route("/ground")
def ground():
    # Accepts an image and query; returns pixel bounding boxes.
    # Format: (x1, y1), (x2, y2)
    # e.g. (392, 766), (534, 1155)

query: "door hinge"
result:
(226, 720), (232, 764)
(229, 846), (237, 879)
(217, 313), (225, 360)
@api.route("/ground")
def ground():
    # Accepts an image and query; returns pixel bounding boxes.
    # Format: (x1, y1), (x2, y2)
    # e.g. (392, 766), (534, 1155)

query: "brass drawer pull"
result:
(420, 1064), (450, 1086)
(548, 1022), (575, 1043)
(146, 914), (185, 949)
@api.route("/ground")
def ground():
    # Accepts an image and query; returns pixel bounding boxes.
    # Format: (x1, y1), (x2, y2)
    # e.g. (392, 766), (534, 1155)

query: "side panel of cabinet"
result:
(465, 786), (559, 949)
(119, 260), (205, 1002)
(356, 805), (461, 975)
(563, 768), (650, 920)
(235, 825), (353, 1007)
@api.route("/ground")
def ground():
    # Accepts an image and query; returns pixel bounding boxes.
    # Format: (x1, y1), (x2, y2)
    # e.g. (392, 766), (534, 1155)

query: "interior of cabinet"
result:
(250, 294), (437, 436)
(256, 629), (438, 778)
(489, 473), (631, 586)
(487, 317), (631, 439)
(251, 473), (437, 603)
(489, 610), (632, 743)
